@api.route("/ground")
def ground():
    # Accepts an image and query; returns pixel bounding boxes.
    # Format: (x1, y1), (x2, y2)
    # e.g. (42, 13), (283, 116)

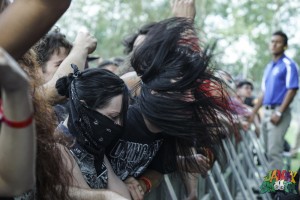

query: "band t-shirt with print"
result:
(106, 104), (166, 180)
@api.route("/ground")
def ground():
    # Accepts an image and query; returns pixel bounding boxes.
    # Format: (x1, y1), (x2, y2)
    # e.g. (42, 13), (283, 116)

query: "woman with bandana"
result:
(55, 65), (131, 199)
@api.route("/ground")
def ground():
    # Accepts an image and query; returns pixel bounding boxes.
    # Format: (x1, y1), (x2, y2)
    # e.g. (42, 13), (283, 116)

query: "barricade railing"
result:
(145, 129), (277, 200)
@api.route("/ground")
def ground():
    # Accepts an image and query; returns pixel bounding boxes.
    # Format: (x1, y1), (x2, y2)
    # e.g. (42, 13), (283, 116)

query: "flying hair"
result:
(131, 17), (235, 173)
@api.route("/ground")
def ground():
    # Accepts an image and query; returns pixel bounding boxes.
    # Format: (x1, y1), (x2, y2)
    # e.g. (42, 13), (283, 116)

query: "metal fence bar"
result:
(206, 171), (223, 200)
(164, 175), (178, 200)
(239, 140), (272, 200)
(225, 138), (257, 200)
(222, 139), (252, 200)
(212, 162), (234, 200)
(160, 129), (276, 200)
(244, 130), (270, 172)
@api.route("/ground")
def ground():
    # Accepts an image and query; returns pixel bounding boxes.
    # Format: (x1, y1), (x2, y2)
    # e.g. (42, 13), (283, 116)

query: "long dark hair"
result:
(131, 17), (234, 172)
(56, 68), (129, 125)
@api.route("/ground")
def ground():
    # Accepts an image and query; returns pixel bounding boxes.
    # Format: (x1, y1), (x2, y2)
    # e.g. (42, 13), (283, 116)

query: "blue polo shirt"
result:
(262, 54), (299, 105)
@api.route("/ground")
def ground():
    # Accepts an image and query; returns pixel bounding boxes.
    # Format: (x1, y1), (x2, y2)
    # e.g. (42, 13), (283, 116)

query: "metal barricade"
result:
(146, 129), (277, 200)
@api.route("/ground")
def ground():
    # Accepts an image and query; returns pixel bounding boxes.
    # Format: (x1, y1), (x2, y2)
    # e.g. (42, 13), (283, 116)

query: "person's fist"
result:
(171, 0), (196, 20)
(73, 31), (97, 54)
(0, 48), (29, 92)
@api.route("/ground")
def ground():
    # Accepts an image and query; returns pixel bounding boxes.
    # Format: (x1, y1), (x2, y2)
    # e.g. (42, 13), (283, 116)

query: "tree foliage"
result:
(56, 0), (300, 89)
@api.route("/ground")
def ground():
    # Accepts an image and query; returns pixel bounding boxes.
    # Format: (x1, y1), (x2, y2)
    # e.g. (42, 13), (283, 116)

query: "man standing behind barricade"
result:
(249, 31), (299, 170)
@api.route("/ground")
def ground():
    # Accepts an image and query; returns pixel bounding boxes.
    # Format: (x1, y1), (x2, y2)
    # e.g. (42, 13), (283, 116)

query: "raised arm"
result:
(42, 31), (97, 104)
(0, 0), (71, 59)
(171, 0), (196, 21)
(0, 48), (35, 196)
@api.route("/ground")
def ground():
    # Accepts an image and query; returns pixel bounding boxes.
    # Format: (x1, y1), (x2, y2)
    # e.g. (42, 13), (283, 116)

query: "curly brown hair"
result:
(18, 49), (72, 200)
(33, 27), (72, 72)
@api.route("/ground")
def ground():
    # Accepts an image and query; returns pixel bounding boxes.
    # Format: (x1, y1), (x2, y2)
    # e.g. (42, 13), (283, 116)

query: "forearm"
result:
(59, 146), (129, 199)
(0, 0), (71, 59)
(252, 93), (263, 114)
(138, 169), (163, 192)
(171, 0), (196, 21)
(68, 187), (129, 200)
(183, 173), (198, 199)
(104, 156), (131, 199)
(42, 47), (89, 104)
(278, 89), (297, 113)
(0, 89), (36, 196)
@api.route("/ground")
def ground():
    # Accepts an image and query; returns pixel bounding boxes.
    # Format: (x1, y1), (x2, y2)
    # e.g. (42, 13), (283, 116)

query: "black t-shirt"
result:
(106, 104), (169, 180)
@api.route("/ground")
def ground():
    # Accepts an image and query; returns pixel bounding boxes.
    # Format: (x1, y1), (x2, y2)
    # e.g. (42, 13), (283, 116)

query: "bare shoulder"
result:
(56, 144), (73, 162)
(121, 71), (140, 90)
(56, 143), (90, 188)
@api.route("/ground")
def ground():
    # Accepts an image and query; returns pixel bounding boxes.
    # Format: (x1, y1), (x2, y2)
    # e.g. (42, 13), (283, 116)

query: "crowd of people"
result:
(0, 0), (300, 200)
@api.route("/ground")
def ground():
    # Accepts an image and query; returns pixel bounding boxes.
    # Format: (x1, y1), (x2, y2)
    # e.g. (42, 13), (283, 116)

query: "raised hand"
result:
(193, 154), (211, 176)
(73, 31), (97, 54)
(171, 0), (196, 21)
(0, 48), (29, 92)
(178, 153), (212, 176)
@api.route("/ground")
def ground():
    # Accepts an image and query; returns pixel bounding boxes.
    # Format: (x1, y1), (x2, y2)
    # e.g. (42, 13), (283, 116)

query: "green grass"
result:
(284, 120), (300, 171)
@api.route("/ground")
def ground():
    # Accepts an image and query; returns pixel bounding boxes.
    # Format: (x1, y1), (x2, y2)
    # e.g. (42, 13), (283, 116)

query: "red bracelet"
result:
(0, 107), (33, 129)
(140, 176), (152, 193)
(1, 115), (33, 128)
(0, 100), (33, 128)
(204, 148), (215, 165)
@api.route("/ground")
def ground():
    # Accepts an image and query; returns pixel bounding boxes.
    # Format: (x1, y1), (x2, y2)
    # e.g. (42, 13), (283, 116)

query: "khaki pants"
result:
(261, 107), (291, 170)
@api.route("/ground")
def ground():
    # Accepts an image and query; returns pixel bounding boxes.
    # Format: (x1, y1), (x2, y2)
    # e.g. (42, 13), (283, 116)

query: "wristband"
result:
(139, 176), (152, 194)
(0, 104), (33, 128)
(1, 114), (33, 128)
(275, 111), (282, 117)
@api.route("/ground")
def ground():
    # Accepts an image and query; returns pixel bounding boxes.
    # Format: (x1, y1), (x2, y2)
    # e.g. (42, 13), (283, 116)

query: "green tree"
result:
(57, 0), (300, 89)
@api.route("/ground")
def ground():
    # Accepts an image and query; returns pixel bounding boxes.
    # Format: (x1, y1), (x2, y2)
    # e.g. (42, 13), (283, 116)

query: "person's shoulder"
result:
(264, 61), (273, 69)
(121, 71), (140, 90)
(282, 54), (298, 67)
